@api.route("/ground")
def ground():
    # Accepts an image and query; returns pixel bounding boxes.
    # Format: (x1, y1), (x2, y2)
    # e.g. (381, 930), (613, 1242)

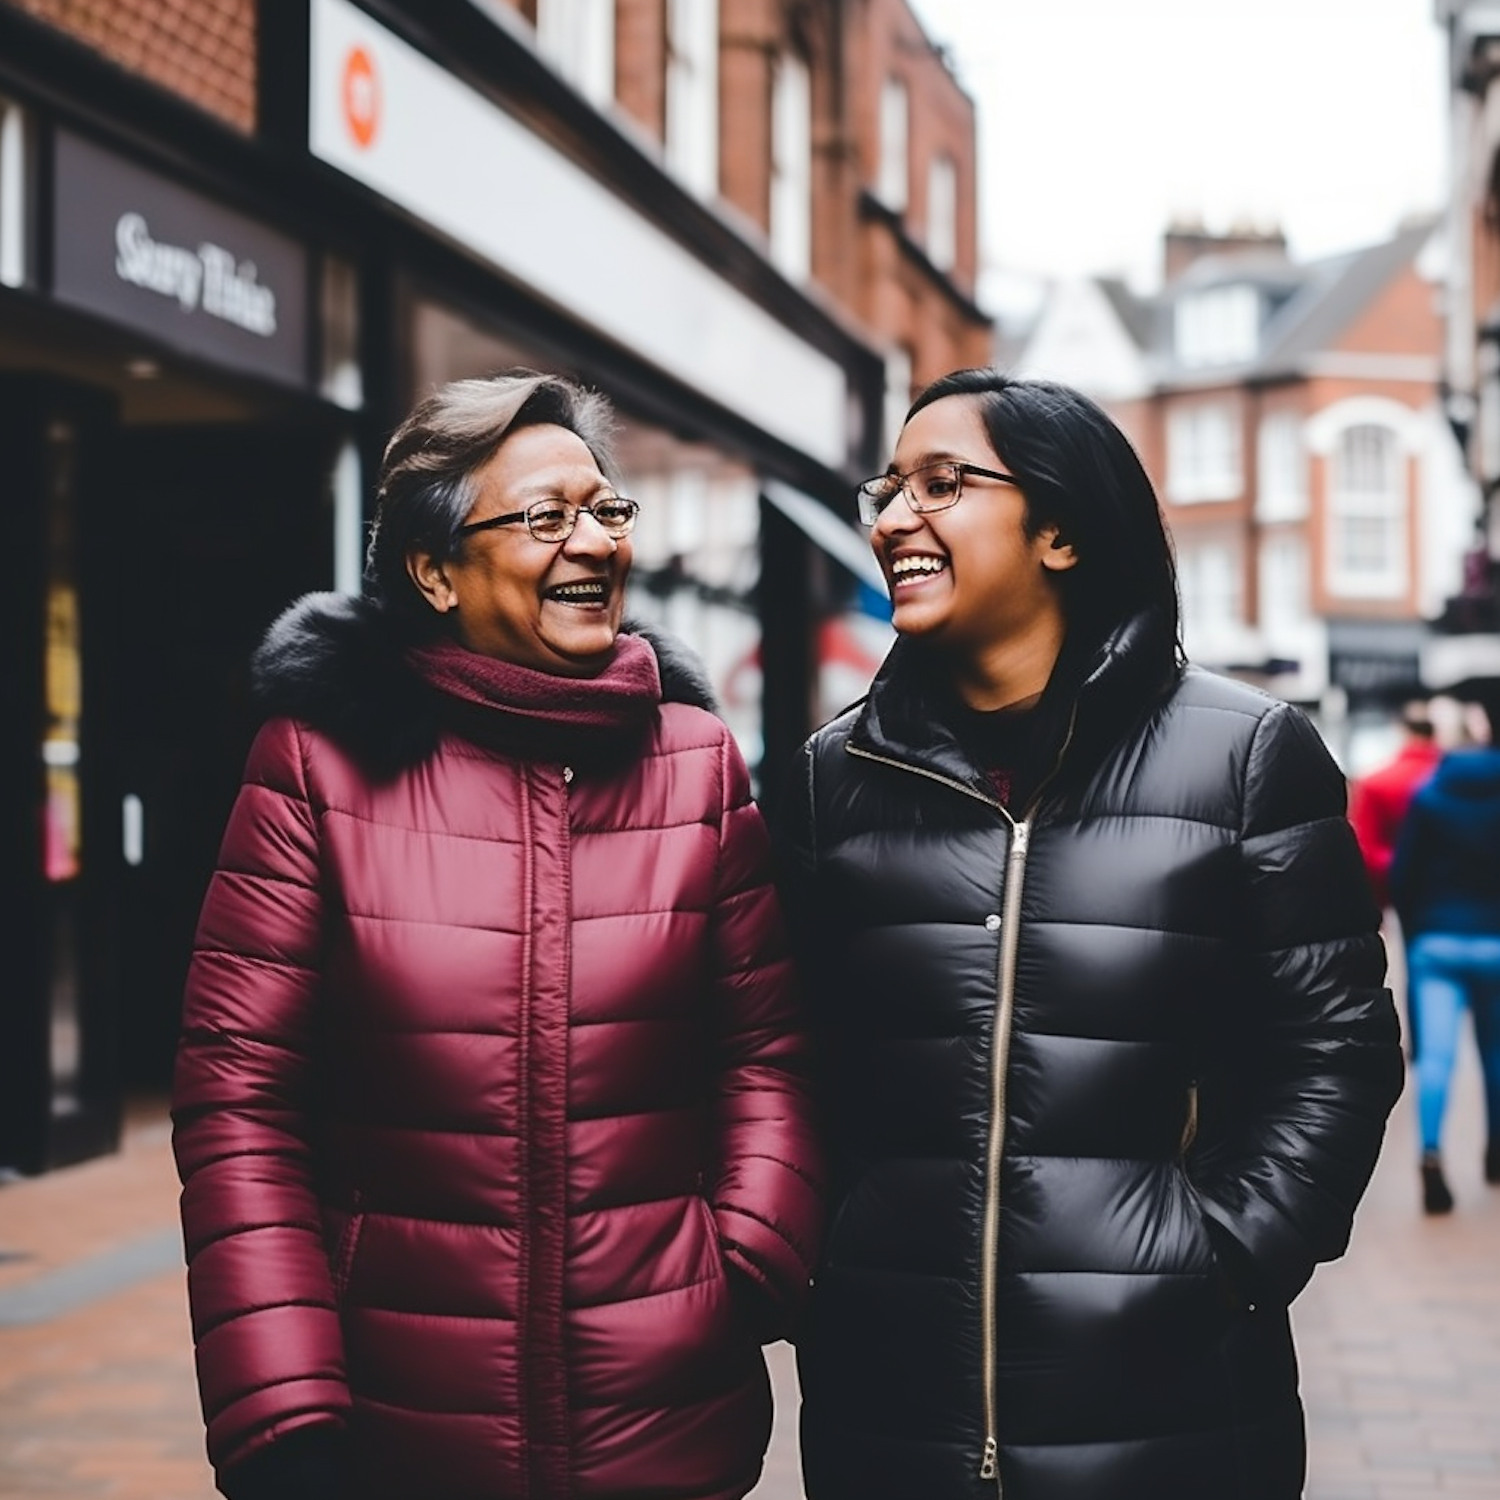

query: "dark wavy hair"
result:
(905, 368), (1183, 661)
(365, 368), (619, 631)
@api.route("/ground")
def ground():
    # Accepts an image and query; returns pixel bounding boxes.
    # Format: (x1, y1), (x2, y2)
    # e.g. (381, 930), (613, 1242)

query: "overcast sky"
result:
(905, 0), (1450, 312)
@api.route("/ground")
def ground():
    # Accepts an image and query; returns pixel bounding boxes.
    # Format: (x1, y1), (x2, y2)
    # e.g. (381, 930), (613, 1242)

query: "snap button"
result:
(984, 914), (1001, 932)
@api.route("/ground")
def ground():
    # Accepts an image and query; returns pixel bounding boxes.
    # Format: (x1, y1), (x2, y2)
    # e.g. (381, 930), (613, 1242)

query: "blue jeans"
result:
(1407, 933), (1500, 1154)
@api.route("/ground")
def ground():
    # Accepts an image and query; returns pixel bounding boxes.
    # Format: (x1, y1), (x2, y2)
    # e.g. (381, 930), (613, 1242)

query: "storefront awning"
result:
(762, 479), (887, 593)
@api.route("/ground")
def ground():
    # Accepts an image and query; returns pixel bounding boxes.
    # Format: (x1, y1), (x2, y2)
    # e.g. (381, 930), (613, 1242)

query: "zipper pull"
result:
(979, 1436), (998, 1480)
(1011, 820), (1030, 857)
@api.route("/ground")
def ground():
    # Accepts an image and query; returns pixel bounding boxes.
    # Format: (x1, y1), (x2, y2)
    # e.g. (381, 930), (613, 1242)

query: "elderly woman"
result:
(172, 370), (822, 1500)
(776, 369), (1403, 1500)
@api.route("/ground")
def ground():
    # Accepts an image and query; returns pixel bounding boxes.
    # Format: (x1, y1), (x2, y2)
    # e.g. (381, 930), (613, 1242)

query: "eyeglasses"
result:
(856, 460), (1020, 527)
(455, 496), (640, 545)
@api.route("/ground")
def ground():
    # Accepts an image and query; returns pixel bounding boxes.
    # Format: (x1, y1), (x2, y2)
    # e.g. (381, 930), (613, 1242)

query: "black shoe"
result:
(1485, 1141), (1500, 1186)
(1421, 1154), (1454, 1215)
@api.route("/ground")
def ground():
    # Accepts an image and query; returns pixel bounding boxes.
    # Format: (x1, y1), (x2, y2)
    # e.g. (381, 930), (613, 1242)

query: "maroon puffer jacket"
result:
(172, 596), (822, 1500)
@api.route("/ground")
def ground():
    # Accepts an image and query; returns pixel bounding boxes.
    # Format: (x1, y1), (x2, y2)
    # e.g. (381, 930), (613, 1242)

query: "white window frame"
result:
(1165, 400), (1242, 503)
(1326, 423), (1407, 599)
(769, 52), (811, 282)
(1174, 284), (1258, 367)
(877, 77), (908, 211)
(1255, 410), (1307, 521)
(883, 345), (913, 454)
(1176, 536), (1245, 653)
(536, 0), (615, 109)
(665, 0), (719, 198)
(1257, 530), (1310, 633)
(925, 154), (957, 273)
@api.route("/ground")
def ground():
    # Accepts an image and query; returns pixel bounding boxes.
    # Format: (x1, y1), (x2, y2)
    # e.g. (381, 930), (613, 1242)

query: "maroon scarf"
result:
(404, 632), (662, 762)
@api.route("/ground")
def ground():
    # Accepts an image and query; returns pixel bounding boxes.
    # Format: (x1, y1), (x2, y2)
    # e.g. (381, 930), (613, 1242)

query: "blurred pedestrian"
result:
(171, 370), (822, 1500)
(1349, 698), (1441, 1055)
(1389, 684), (1500, 1215)
(775, 369), (1404, 1500)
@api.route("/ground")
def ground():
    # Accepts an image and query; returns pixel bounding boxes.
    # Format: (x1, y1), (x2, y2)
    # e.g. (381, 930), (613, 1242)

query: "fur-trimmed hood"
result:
(250, 591), (721, 777)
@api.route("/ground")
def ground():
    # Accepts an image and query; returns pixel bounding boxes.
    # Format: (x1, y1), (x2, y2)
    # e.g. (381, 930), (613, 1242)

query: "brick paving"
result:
(1, 1041), (1495, 1500)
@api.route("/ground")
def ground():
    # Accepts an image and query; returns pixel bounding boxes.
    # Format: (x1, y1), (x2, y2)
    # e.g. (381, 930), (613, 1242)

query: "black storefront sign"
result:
(1327, 619), (1429, 702)
(51, 130), (310, 388)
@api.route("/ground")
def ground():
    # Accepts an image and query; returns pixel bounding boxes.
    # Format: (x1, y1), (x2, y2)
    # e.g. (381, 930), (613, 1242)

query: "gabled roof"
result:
(1146, 215), (1440, 387)
(1254, 216), (1440, 377)
(1095, 277), (1155, 349)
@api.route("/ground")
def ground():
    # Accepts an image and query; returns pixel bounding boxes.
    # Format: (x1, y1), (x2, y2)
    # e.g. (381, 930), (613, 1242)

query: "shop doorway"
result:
(108, 421), (337, 1089)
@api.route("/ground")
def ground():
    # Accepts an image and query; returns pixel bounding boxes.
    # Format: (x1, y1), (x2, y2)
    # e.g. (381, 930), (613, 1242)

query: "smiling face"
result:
(872, 394), (1076, 704)
(407, 423), (631, 676)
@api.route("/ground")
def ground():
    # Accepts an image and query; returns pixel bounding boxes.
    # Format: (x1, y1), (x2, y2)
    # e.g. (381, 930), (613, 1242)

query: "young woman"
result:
(172, 370), (822, 1500)
(776, 369), (1403, 1500)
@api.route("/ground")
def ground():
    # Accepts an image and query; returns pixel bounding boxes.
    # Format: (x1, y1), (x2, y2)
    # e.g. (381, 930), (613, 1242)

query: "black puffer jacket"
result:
(776, 609), (1402, 1500)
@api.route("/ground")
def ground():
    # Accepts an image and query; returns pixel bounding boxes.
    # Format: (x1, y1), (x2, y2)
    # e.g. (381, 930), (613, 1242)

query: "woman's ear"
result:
(1040, 527), (1079, 573)
(406, 547), (458, 613)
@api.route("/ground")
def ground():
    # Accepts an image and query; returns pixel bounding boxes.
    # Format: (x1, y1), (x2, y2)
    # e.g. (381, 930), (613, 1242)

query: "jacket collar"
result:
(251, 591), (720, 778)
(848, 606), (1181, 802)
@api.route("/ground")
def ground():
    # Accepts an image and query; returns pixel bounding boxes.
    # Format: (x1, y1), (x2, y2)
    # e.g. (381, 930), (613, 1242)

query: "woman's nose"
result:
(564, 508), (617, 556)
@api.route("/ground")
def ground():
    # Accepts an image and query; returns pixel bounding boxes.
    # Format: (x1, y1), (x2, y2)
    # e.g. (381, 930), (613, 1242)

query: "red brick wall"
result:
(1333, 260), (1444, 358)
(5, 0), (255, 132)
(614, 0), (665, 140)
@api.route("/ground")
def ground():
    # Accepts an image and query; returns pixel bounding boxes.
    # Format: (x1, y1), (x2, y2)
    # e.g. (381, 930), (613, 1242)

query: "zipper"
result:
(845, 744), (1002, 811)
(978, 815), (1029, 1485)
(846, 710), (1077, 1489)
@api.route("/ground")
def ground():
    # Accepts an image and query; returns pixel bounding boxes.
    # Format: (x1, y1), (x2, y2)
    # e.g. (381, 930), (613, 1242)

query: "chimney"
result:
(1162, 217), (1287, 285)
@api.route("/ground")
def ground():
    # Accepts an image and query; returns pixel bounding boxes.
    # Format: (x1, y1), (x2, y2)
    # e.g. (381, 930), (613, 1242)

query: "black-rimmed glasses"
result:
(855, 460), (1020, 527)
(455, 496), (640, 545)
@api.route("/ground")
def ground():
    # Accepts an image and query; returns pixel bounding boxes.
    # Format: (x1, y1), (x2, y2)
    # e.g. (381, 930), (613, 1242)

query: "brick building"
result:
(0, 0), (986, 1171)
(1016, 218), (1471, 760)
(1429, 1), (1500, 699)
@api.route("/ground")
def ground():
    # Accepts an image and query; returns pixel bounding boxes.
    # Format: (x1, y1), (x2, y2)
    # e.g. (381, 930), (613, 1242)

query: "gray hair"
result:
(365, 368), (619, 625)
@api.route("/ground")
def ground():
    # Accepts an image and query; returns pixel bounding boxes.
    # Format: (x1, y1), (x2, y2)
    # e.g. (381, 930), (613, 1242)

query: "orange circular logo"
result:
(342, 45), (380, 149)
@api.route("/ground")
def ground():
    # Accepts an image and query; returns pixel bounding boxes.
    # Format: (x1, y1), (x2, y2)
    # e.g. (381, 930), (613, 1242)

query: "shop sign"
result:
(307, 0), (847, 468)
(51, 130), (309, 388)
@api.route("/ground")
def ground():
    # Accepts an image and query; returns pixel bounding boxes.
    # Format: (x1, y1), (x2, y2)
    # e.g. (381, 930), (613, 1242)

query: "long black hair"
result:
(906, 369), (1183, 663)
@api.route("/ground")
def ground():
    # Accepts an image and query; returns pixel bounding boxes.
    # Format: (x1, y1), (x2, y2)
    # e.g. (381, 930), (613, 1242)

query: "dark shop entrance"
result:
(0, 362), (341, 1173)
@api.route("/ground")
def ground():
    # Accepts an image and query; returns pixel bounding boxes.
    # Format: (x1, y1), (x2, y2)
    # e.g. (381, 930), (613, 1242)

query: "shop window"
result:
(666, 0), (718, 198)
(1166, 400), (1241, 503)
(926, 154), (956, 273)
(0, 95), (27, 288)
(536, 0), (616, 108)
(770, 53), (812, 282)
(877, 77), (908, 211)
(1327, 423), (1406, 599)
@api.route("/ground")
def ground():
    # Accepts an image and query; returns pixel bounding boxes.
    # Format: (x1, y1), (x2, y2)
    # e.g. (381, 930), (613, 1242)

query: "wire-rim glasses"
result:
(856, 460), (1019, 527)
(455, 496), (640, 545)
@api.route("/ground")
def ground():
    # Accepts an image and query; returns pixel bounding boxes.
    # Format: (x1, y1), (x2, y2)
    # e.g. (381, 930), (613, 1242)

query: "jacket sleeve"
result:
(1346, 774), (1390, 909)
(170, 718), (352, 1481)
(1387, 796), (1431, 937)
(1191, 702), (1404, 1308)
(705, 726), (825, 1336)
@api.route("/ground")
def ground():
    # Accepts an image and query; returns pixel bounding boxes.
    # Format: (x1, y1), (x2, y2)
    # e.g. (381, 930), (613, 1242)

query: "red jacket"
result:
(172, 597), (822, 1500)
(1349, 738), (1441, 908)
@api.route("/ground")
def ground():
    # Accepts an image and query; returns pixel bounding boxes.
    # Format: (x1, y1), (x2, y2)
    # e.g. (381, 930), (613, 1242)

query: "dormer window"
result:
(1174, 285), (1258, 366)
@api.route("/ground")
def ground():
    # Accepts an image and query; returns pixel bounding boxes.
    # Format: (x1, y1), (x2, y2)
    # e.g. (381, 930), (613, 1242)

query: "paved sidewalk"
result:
(1, 1052), (1495, 1500)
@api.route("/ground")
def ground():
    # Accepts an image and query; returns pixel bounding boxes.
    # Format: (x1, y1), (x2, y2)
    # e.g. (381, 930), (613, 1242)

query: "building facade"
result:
(1430, 0), (1500, 700)
(1015, 219), (1470, 765)
(0, 0), (985, 1171)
